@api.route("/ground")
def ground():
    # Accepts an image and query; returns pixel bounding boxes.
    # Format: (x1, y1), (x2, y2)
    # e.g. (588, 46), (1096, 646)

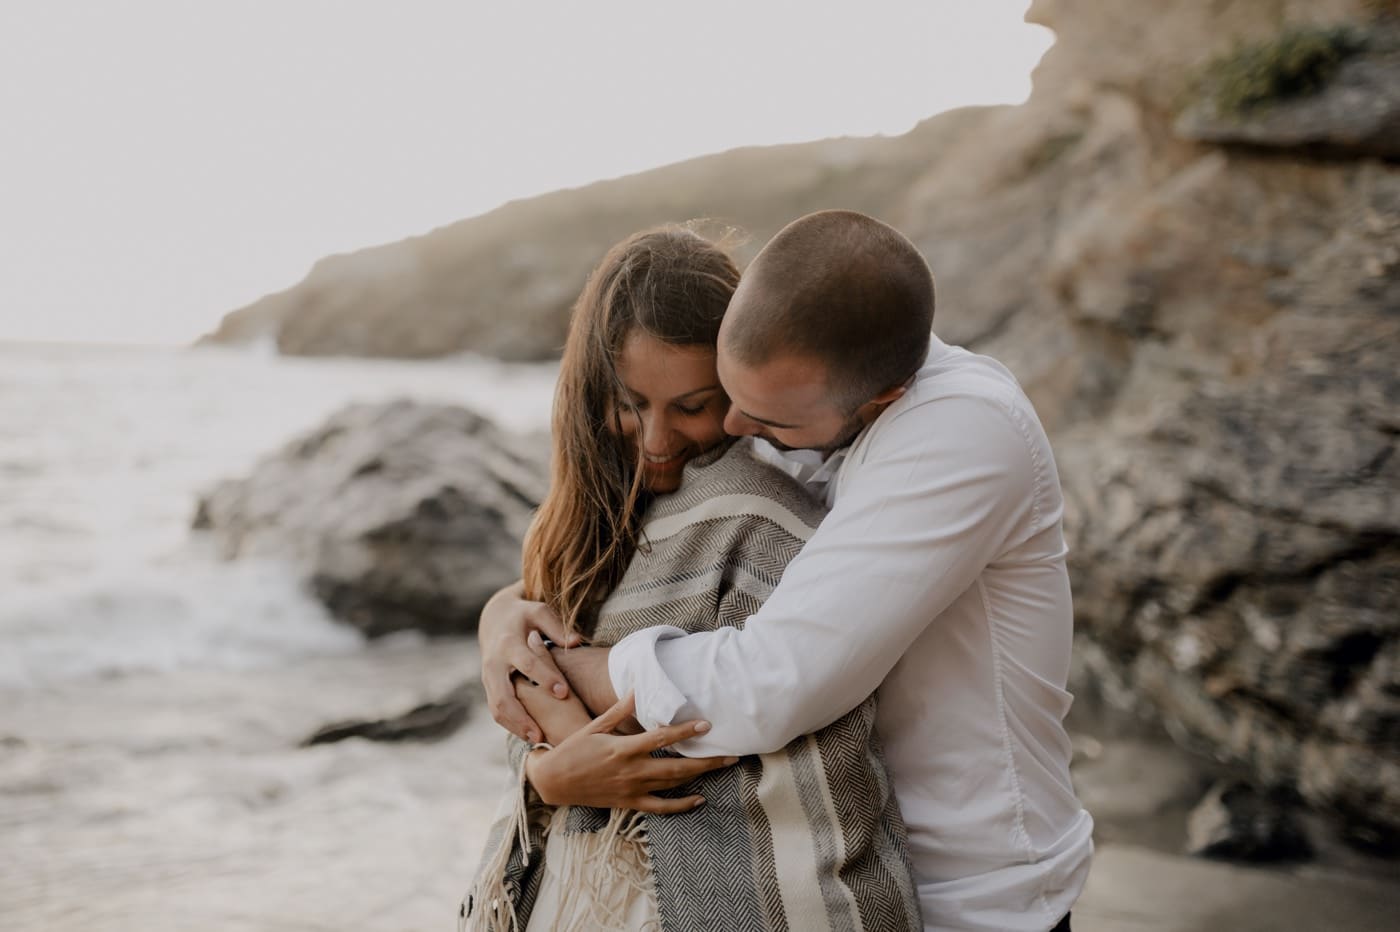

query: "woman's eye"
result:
(675, 404), (705, 416)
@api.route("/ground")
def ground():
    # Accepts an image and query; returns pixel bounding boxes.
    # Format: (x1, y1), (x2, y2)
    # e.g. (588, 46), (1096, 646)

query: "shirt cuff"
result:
(607, 625), (691, 730)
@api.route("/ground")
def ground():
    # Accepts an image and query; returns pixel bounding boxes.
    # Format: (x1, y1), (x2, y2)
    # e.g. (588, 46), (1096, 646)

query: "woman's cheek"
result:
(708, 399), (731, 439)
(612, 409), (639, 439)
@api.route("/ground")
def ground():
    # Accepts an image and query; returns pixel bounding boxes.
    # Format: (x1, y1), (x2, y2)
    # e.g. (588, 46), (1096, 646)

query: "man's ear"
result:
(852, 383), (908, 423)
(869, 384), (908, 407)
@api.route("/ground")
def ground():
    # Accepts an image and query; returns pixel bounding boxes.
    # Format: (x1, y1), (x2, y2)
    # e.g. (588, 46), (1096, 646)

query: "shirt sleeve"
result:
(607, 393), (1045, 756)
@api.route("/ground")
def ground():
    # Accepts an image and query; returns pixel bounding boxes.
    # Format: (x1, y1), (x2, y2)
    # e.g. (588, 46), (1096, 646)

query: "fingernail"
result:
(725, 757), (740, 765)
(527, 730), (541, 744)
(552, 683), (568, 699)
(694, 720), (711, 733)
(692, 797), (706, 808)
(527, 631), (543, 648)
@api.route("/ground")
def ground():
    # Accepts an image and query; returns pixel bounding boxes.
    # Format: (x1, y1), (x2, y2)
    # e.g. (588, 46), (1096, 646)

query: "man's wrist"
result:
(553, 646), (618, 716)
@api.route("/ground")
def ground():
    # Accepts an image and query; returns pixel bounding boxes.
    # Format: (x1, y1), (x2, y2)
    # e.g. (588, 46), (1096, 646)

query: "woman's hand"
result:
(524, 694), (739, 814)
(478, 581), (583, 744)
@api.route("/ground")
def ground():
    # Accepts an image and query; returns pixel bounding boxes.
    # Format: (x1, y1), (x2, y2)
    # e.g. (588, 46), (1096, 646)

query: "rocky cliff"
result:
(197, 0), (1400, 851)
(195, 125), (958, 361)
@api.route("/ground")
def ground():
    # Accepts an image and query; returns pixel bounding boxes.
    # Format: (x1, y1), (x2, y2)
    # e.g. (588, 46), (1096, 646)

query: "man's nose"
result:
(723, 406), (755, 437)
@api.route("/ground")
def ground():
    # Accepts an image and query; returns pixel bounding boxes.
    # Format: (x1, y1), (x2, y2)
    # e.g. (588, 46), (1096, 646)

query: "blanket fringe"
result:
(540, 807), (658, 932)
(460, 744), (551, 932)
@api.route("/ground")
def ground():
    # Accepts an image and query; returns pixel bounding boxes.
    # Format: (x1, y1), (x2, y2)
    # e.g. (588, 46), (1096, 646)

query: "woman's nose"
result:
(640, 411), (673, 453)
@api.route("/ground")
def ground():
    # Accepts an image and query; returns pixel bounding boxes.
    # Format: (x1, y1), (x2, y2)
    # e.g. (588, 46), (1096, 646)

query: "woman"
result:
(462, 227), (920, 932)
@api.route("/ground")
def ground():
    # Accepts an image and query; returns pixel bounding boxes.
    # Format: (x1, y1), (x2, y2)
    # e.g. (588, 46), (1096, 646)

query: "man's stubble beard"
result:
(761, 407), (868, 458)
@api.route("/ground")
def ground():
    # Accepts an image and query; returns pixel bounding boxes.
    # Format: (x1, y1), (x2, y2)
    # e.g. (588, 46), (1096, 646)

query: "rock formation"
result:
(193, 402), (547, 637)
(1024, 0), (1400, 851)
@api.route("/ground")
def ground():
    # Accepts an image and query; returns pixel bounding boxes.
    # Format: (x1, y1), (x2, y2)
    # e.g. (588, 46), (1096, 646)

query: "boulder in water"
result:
(194, 401), (548, 637)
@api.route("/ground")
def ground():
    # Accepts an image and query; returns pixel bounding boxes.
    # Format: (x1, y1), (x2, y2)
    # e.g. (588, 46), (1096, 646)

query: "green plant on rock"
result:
(1201, 24), (1366, 114)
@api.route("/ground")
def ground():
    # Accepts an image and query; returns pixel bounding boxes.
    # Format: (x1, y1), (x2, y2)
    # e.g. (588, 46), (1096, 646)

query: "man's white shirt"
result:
(608, 335), (1094, 932)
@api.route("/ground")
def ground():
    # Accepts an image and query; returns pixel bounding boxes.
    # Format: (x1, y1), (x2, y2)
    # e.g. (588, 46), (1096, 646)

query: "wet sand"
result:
(1075, 844), (1398, 932)
(2, 637), (1395, 931)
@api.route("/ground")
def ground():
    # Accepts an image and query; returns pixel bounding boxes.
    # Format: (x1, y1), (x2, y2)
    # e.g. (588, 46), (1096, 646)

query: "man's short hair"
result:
(724, 210), (934, 412)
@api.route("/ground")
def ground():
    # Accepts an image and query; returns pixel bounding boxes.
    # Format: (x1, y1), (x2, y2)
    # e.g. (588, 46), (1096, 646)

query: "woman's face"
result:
(613, 329), (728, 494)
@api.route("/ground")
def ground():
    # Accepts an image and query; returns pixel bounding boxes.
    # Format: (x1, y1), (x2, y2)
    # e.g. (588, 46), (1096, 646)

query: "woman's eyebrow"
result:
(673, 384), (722, 401)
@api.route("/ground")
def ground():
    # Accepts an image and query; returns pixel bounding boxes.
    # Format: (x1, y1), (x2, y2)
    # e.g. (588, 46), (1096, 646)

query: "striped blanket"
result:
(463, 439), (921, 931)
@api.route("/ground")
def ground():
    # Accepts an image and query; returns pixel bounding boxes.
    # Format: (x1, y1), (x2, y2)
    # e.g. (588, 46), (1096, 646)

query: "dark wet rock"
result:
(194, 401), (547, 637)
(1187, 781), (1314, 862)
(301, 680), (482, 746)
(1338, 819), (1400, 857)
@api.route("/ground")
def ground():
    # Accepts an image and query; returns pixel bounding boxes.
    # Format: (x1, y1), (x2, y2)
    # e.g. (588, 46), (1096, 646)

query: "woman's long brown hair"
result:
(522, 227), (740, 638)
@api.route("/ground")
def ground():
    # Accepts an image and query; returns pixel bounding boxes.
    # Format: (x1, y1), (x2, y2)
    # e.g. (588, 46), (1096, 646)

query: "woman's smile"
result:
(643, 450), (688, 468)
(614, 330), (729, 493)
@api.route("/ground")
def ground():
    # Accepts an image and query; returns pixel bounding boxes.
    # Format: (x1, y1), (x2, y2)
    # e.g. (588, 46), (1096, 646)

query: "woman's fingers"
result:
(511, 638), (570, 700)
(521, 716), (739, 808)
(661, 754), (740, 783)
(623, 717), (713, 754)
(484, 669), (541, 744)
(637, 755), (740, 793)
(525, 603), (583, 649)
(629, 794), (706, 815)
(478, 579), (557, 739)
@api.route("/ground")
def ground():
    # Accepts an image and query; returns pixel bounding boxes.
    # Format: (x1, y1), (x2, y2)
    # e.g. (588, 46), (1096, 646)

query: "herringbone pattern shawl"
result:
(464, 440), (921, 931)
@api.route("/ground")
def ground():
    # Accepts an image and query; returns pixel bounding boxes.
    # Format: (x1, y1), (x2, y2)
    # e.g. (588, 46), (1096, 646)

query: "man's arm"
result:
(551, 645), (619, 716)
(609, 395), (1045, 756)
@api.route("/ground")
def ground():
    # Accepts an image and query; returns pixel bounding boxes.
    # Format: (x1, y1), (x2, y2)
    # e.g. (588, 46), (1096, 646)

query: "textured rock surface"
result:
(1056, 157), (1400, 843)
(193, 402), (547, 637)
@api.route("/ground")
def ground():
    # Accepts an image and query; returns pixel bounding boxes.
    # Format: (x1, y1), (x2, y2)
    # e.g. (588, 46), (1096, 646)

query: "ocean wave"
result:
(0, 557), (364, 690)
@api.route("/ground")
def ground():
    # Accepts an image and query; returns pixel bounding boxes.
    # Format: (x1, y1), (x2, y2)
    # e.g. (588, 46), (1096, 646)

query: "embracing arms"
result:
(484, 589), (735, 813)
(481, 396), (1043, 773)
(608, 398), (1042, 755)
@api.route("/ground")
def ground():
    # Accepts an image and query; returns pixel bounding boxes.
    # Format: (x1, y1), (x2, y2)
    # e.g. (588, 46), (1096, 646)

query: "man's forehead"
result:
(718, 350), (829, 416)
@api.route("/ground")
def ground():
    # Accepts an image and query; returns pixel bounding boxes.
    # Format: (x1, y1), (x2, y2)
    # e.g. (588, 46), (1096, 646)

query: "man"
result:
(479, 210), (1092, 931)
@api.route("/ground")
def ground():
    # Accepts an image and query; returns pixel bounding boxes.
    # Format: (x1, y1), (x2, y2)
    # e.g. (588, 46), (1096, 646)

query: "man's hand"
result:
(478, 581), (583, 744)
(524, 694), (739, 813)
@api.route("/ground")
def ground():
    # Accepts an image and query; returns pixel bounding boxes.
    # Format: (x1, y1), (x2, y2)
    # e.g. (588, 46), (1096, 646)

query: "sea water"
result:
(0, 341), (555, 930)
(0, 341), (556, 688)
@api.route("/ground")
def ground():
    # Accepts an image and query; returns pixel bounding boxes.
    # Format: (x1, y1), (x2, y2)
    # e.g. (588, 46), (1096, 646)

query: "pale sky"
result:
(0, 2), (1053, 346)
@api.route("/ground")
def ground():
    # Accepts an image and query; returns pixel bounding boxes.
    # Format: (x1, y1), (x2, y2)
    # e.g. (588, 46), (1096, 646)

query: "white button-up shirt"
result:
(609, 336), (1094, 931)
